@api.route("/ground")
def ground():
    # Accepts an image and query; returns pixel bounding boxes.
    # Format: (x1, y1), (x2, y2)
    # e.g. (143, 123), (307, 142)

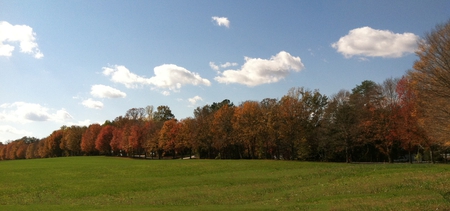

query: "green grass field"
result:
(1, 157), (449, 210)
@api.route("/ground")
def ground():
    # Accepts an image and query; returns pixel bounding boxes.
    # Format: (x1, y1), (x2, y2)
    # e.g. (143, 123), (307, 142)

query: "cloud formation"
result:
(332, 26), (419, 58)
(221, 62), (238, 68)
(210, 61), (239, 74)
(0, 21), (43, 58)
(214, 51), (304, 86)
(0, 125), (31, 136)
(90, 84), (126, 98)
(209, 62), (220, 71)
(188, 96), (203, 105)
(82, 98), (104, 109)
(103, 64), (211, 94)
(0, 102), (72, 124)
(212, 16), (230, 28)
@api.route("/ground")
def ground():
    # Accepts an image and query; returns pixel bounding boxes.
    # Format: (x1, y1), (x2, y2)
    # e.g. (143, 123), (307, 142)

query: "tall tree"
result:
(159, 119), (180, 158)
(232, 101), (262, 159)
(409, 20), (450, 154)
(177, 117), (196, 159)
(129, 123), (146, 156)
(153, 105), (175, 122)
(45, 130), (63, 157)
(371, 78), (401, 163)
(81, 124), (101, 155)
(61, 125), (85, 156)
(96, 125), (115, 155)
(212, 104), (235, 159)
(193, 105), (214, 158)
(396, 76), (424, 163)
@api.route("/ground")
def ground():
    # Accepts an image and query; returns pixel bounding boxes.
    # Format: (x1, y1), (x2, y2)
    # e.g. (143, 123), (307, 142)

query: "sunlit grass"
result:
(0, 157), (449, 210)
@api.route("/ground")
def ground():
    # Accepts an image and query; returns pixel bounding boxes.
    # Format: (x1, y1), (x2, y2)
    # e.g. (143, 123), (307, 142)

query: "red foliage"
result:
(95, 125), (115, 154)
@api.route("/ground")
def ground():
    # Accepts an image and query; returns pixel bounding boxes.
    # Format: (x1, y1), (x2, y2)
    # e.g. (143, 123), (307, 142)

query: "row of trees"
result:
(1, 20), (450, 163)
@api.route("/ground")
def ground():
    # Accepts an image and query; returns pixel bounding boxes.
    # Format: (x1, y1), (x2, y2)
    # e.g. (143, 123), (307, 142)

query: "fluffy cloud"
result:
(0, 102), (72, 123)
(102, 65), (148, 88)
(212, 16), (230, 28)
(214, 51), (304, 86)
(0, 125), (31, 136)
(188, 96), (203, 105)
(90, 84), (126, 98)
(332, 26), (419, 58)
(0, 21), (43, 58)
(103, 64), (211, 94)
(82, 98), (104, 109)
(149, 64), (211, 91)
(209, 62), (220, 72)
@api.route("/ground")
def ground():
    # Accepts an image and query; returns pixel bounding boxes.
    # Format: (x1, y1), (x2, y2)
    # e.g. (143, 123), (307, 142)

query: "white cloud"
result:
(332, 26), (419, 58)
(221, 62), (238, 68)
(214, 51), (304, 86)
(212, 16), (230, 28)
(103, 64), (211, 95)
(66, 119), (92, 127)
(90, 84), (126, 98)
(210, 62), (239, 74)
(188, 96), (203, 105)
(102, 65), (148, 88)
(82, 98), (104, 109)
(0, 125), (31, 136)
(0, 102), (72, 123)
(0, 21), (43, 58)
(149, 64), (211, 92)
(209, 62), (220, 72)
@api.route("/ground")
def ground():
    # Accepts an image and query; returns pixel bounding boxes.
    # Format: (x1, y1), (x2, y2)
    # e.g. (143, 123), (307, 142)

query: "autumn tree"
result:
(348, 80), (382, 161)
(45, 130), (64, 157)
(276, 88), (328, 160)
(371, 78), (401, 163)
(60, 125), (85, 156)
(193, 105), (214, 158)
(6, 141), (18, 160)
(232, 101), (263, 159)
(153, 105), (175, 122)
(15, 139), (28, 159)
(110, 127), (123, 156)
(81, 124), (102, 155)
(396, 76), (425, 163)
(158, 119), (180, 158)
(128, 123), (147, 156)
(95, 125), (115, 155)
(177, 117), (196, 159)
(38, 138), (50, 158)
(325, 90), (358, 162)
(260, 98), (281, 159)
(212, 104), (235, 159)
(409, 20), (450, 158)
(143, 120), (160, 159)
(0, 143), (6, 160)
(125, 107), (146, 120)
(26, 142), (38, 159)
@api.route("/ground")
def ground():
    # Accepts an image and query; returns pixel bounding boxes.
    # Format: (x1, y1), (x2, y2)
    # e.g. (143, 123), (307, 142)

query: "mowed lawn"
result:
(0, 157), (449, 211)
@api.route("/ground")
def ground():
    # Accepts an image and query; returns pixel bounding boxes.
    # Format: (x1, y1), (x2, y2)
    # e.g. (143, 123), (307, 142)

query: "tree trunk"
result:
(445, 150), (448, 164)
(345, 146), (349, 163)
(430, 148), (434, 164)
(387, 148), (392, 163)
(408, 150), (412, 164)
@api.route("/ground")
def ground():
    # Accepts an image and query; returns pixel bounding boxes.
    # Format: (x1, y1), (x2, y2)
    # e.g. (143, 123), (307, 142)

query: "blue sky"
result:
(1, 0), (449, 143)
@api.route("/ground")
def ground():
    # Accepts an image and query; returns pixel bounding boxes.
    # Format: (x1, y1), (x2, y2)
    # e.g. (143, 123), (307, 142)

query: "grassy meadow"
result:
(0, 157), (449, 210)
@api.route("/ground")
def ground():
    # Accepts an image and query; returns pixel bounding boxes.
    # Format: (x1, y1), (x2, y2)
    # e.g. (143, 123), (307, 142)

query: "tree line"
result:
(1, 20), (450, 163)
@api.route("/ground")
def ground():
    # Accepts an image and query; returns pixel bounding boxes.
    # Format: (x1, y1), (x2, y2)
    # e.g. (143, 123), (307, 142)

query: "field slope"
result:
(0, 157), (449, 210)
